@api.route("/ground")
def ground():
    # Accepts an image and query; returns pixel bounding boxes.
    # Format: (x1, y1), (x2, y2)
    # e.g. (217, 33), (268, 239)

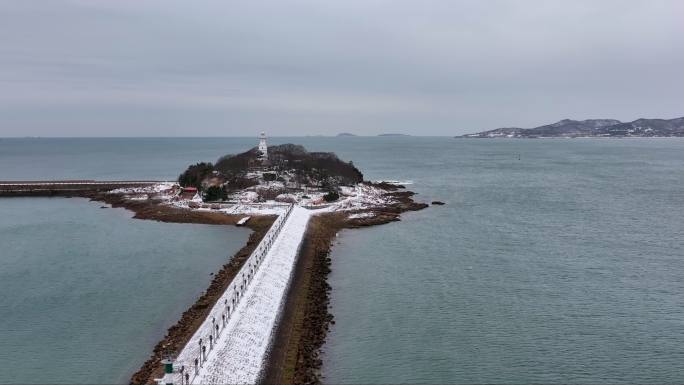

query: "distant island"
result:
(334, 133), (411, 137)
(460, 116), (684, 138)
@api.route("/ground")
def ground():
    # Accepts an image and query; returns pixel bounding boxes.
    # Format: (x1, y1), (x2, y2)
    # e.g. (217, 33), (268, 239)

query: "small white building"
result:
(258, 132), (268, 161)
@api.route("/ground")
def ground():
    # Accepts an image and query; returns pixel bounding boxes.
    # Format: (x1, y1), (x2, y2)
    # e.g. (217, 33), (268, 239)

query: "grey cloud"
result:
(1, 0), (682, 136)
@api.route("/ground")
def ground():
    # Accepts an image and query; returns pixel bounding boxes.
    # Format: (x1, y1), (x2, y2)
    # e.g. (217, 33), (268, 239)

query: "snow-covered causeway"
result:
(171, 206), (312, 384)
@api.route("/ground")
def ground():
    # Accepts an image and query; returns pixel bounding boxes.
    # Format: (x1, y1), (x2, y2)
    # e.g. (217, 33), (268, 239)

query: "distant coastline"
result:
(335, 133), (411, 137)
(460, 116), (684, 138)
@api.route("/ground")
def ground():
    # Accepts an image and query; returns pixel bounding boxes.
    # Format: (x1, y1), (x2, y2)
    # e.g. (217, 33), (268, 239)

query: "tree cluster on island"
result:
(178, 144), (363, 203)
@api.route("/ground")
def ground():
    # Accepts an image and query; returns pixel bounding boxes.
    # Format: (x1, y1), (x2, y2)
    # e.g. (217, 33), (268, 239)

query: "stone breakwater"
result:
(175, 206), (310, 384)
(0, 180), (163, 196)
(0, 180), (429, 385)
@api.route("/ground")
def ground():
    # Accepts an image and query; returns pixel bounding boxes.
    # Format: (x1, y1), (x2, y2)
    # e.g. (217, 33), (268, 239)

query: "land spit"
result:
(0, 182), (427, 385)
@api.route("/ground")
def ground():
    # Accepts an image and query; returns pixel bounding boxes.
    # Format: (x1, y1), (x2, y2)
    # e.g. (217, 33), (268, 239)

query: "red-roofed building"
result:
(180, 186), (198, 200)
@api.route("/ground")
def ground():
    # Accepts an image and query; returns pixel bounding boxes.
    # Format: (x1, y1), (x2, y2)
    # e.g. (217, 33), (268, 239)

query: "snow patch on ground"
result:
(348, 212), (375, 219)
(233, 190), (259, 203)
(127, 182), (397, 216)
(109, 179), (401, 219)
(109, 182), (176, 194)
(322, 184), (396, 212)
(373, 180), (413, 185)
(219, 204), (287, 216)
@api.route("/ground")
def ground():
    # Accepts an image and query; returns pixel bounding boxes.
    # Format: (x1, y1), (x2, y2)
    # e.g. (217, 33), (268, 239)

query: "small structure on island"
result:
(180, 186), (198, 200)
(154, 356), (175, 385)
(258, 132), (268, 162)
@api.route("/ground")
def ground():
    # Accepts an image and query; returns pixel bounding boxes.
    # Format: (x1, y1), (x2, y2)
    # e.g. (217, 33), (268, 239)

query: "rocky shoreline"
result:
(261, 184), (428, 385)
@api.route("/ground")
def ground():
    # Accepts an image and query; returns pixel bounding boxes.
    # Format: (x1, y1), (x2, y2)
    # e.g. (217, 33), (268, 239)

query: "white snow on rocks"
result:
(219, 203), (288, 216)
(109, 181), (176, 194)
(348, 212), (375, 219)
(110, 182), (398, 217)
(324, 183), (395, 212)
(372, 179), (413, 185)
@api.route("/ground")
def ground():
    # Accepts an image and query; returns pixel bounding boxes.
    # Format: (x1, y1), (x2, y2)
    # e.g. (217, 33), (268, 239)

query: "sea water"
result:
(323, 138), (684, 384)
(0, 197), (250, 384)
(1, 137), (683, 383)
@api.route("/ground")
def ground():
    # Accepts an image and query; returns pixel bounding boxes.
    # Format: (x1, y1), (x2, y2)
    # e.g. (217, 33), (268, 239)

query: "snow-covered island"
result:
(109, 135), (428, 385)
(109, 135), (425, 223)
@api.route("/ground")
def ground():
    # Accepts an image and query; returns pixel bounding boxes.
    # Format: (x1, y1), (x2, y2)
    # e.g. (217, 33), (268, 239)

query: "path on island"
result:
(174, 205), (312, 385)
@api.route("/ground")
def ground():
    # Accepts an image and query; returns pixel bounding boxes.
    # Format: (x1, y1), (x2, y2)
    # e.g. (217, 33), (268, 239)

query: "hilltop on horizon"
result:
(460, 116), (684, 138)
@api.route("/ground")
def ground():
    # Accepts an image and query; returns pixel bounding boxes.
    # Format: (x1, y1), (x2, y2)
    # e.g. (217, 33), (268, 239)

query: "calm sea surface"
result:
(1, 137), (683, 383)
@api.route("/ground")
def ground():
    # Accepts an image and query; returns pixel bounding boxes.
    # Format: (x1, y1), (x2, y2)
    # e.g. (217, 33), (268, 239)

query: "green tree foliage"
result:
(203, 185), (227, 202)
(323, 190), (340, 202)
(178, 162), (214, 189)
(263, 172), (277, 182)
(180, 144), (364, 194)
(266, 144), (363, 185)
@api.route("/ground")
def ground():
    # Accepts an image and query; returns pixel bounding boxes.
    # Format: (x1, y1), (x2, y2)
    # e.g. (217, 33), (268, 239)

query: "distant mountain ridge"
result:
(461, 117), (684, 138)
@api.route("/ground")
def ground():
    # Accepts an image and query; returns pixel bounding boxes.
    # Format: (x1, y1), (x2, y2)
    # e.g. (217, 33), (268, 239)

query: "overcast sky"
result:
(0, 0), (682, 137)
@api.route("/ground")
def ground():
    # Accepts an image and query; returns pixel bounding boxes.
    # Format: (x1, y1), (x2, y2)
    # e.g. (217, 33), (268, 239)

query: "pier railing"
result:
(171, 203), (294, 384)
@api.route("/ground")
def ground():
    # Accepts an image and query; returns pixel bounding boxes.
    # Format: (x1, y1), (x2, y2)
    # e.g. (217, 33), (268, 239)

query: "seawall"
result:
(0, 180), (163, 196)
(169, 205), (311, 384)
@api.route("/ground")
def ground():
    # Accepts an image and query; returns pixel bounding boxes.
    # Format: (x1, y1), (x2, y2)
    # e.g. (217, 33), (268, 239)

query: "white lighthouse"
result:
(258, 132), (268, 160)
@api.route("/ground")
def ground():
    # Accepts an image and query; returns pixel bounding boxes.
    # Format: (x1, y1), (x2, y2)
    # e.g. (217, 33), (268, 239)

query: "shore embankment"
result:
(0, 180), (162, 196)
(261, 213), (343, 385)
(262, 185), (428, 385)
